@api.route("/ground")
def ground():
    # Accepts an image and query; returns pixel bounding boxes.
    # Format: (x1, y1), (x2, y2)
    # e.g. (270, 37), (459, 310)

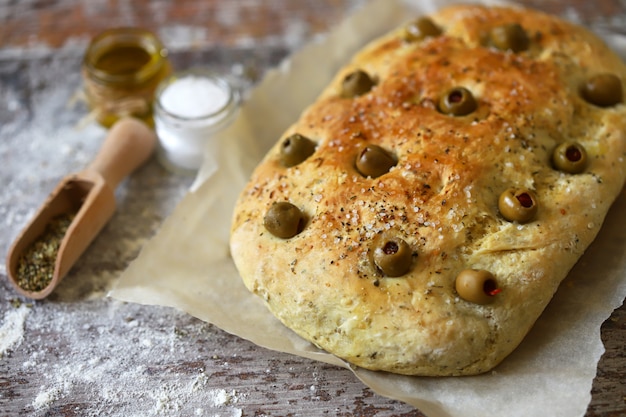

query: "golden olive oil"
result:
(94, 45), (152, 76)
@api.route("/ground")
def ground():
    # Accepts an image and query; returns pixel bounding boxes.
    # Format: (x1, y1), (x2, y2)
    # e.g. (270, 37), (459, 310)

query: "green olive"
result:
(580, 73), (623, 107)
(404, 17), (442, 42)
(355, 144), (396, 178)
(372, 233), (413, 277)
(438, 87), (477, 116)
(341, 70), (375, 98)
(264, 202), (305, 239)
(552, 141), (588, 174)
(489, 23), (530, 53)
(498, 188), (538, 223)
(455, 269), (500, 305)
(279, 133), (316, 167)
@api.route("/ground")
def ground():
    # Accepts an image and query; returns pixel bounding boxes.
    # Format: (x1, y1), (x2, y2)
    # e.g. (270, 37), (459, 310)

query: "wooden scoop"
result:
(5, 117), (156, 299)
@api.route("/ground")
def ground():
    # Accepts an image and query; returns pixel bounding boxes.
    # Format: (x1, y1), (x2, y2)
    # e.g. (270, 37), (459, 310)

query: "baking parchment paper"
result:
(110, 0), (626, 416)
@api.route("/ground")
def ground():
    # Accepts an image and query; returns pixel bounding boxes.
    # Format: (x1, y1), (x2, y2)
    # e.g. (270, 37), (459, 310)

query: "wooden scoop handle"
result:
(87, 118), (157, 189)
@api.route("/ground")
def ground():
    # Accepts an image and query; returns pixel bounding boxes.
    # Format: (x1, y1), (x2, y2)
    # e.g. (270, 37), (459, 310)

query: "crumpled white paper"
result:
(111, 0), (626, 416)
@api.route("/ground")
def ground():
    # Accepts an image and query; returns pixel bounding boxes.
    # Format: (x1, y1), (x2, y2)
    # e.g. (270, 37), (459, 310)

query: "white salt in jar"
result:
(154, 69), (239, 174)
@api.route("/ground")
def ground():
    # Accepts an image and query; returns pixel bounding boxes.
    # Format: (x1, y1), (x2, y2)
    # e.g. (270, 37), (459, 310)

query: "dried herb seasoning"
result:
(16, 213), (75, 292)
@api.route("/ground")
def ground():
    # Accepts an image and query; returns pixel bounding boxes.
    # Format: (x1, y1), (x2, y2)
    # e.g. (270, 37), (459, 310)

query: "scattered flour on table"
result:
(15, 300), (244, 417)
(0, 304), (29, 357)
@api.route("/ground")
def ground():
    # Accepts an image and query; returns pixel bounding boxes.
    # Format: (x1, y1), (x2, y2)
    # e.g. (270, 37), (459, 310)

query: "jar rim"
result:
(83, 27), (168, 85)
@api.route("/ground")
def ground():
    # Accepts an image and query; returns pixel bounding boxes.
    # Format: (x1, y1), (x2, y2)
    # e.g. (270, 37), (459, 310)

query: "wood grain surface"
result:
(0, 1), (624, 416)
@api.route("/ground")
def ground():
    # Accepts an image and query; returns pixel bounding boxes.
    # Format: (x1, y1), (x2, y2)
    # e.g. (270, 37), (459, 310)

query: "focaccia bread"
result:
(230, 4), (626, 376)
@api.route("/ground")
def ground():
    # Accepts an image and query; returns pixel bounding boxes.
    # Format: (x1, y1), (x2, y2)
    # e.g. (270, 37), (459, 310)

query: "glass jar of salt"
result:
(154, 69), (239, 174)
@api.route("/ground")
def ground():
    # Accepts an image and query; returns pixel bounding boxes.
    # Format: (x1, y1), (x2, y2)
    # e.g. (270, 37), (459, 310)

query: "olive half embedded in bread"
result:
(580, 73), (623, 107)
(355, 144), (396, 178)
(341, 69), (376, 98)
(280, 133), (317, 167)
(552, 141), (588, 174)
(404, 17), (442, 42)
(455, 269), (501, 305)
(498, 188), (538, 223)
(264, 202), (306, 238)
(438, 87), (478, 116)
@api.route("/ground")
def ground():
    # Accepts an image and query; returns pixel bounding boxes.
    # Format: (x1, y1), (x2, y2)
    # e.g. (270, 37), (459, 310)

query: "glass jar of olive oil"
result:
(82, 27), (171, 128)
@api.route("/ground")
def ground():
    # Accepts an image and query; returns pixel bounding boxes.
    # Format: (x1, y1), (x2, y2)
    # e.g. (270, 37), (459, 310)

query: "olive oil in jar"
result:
(93, 45), (152, 76)
(82, 28), (171, 127)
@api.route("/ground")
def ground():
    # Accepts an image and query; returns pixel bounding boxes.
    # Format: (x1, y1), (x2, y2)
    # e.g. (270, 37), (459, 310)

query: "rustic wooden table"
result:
(0, 1), (624, 416)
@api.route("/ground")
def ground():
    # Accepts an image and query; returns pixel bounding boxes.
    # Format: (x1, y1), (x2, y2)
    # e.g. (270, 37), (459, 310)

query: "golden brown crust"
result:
(230, 4), (626, 375)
